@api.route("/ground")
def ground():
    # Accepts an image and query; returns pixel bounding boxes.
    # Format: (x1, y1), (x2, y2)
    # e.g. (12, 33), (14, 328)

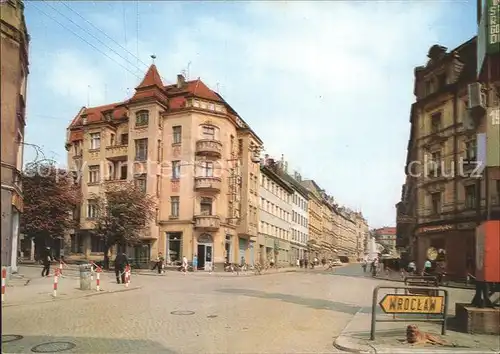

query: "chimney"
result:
(177, 74), (186, 89)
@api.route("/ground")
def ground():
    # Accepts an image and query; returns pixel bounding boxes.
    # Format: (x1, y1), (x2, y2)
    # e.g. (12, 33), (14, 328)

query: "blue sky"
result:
(23, 1), (477, 228)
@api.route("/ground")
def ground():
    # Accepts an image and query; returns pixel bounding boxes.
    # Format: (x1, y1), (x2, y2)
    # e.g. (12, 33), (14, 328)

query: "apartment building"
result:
(332, 207), (357, 261)
(286, 173), (310, 261)
(258, 158), (293, 265)
(374, 227), (397, 255)
(320, 195), (337, 259)
(1, 0), (29, 274)
(301, 180), (325, 257)
(353, 212), (369, 260)
(65, 65), (263, 270)
(399, 37), (500, 279)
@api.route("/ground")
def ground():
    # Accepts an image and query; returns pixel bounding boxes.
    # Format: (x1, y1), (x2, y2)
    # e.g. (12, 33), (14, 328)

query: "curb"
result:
(134, 269), (298, 277)
(333, 335), (374, 354)
(1, 286), (142, 308)
(333, 308), (375, 354)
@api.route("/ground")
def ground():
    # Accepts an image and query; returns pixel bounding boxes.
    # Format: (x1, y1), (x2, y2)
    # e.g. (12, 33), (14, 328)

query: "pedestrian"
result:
(321, 257), (326, 267)
(182, 255), (188, 273)
(361, 259), (367, 273)
(407, 260), (416, 275)
(423, 259), (432, 276)
(114, 251), (129, 284)
(152, 252), (164, 274)
(41, 247), (52, 277)
(269, 257), (275, 268)
(192, 254), (198, 272)
(296, 258), (300, 268)
(304, 258), (308, 269)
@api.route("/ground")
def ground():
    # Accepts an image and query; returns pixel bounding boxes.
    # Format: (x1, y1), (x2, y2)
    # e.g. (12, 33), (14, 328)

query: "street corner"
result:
(333, 334), (375, 353)
(333, 309), (500, 354)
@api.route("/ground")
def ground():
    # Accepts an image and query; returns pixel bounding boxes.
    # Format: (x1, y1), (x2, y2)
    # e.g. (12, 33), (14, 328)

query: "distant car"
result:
(332, 259), (343, 266)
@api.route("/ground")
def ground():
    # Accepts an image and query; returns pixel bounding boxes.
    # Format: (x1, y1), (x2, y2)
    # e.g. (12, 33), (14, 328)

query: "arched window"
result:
(135, 110), (149, 127)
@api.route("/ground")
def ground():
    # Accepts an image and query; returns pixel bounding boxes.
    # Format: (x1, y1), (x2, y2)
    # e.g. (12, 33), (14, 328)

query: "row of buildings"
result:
(0, 0), (370, 273)
(61, 64), (370, 269)
(395, 1), (500, 279)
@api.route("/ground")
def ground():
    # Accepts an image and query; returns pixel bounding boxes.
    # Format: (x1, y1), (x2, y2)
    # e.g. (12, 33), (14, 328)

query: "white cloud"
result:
(41, 1), (450, 227)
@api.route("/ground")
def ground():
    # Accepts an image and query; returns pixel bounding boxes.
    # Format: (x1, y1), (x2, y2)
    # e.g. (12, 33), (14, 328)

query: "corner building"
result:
(66, 65), (262, 270)
(1, 0), (29, 274)
(405, 38), (500, 278)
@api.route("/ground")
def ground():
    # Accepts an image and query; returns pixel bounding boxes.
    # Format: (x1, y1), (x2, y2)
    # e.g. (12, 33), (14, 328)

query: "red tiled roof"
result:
(69, 130), (83, 142)
(375, 227), (396, 235)
(136, 64), (164, 90)
(68, 67), (225, 131)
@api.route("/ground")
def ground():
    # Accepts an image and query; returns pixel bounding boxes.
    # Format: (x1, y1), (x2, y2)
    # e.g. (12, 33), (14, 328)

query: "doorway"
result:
(197, 233), (213, 271)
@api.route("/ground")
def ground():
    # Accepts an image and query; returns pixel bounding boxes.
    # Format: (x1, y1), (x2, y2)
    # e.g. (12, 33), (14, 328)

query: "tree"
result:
(91, 181), (157, 269)
(21, 162), (81, 257)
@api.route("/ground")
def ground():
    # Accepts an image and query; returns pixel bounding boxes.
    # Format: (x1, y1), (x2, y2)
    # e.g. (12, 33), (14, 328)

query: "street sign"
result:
(379, 294), (444, 314)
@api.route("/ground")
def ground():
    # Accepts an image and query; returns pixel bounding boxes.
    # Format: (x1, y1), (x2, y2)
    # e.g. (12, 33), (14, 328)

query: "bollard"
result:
(96, 269), (101, 292)
(1, 267), (6, 302)
(124, 265), (130, 288)
(79, 264), (92, 290)
(53, 268), (60, 297)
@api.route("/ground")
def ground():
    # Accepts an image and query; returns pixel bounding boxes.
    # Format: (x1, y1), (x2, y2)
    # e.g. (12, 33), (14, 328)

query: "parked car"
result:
(332, 259), (343, 267)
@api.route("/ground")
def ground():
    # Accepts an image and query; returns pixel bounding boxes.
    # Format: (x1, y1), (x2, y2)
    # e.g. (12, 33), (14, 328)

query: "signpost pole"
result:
(370, 286), (380, 340)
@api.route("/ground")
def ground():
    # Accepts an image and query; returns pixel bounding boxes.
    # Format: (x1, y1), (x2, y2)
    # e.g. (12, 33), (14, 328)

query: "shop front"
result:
(197, 233), (214, 271)
(416, 221), (476, 280)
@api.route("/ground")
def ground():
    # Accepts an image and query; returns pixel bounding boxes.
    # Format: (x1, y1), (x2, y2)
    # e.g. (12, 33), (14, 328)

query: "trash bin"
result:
(79, 264), (92, 290)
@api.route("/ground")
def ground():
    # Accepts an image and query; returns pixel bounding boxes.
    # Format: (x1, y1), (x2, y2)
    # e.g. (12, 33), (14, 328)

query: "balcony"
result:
(105, 145), (128, 160)
(194, 176), (221, 192)
(195, 139), (222, 158)
(194, 215), (220, 231)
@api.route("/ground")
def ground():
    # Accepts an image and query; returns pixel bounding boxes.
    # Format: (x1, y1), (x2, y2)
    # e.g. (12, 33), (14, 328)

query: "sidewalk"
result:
(334, 310), (500, 353)
(374, 273), (474, 290)
(134, 266), (299, 277)
(2, 266), (141, 307)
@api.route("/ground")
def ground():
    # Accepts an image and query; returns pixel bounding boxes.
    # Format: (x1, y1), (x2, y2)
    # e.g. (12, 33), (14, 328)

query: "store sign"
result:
(417, 224), (454, 234)
(487, 0), (500, 54)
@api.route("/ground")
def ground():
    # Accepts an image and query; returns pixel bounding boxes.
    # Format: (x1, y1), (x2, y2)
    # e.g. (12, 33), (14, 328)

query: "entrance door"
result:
(205, 245), (213, 271)
(197, 244), (205, 270)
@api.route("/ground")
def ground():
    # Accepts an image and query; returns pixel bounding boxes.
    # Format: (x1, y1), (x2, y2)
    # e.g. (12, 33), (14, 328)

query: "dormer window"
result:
(424, 80), (433, 96)
(135, 110), (149, 127)
(104, 112), (112, 121)
(82, 116), (88, 125)
(431, 112), (442, 133)
(437, 73), (446, 89)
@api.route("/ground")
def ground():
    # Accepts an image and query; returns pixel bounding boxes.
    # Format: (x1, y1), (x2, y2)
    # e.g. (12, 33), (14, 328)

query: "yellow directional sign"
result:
(379, 294), (444, 314)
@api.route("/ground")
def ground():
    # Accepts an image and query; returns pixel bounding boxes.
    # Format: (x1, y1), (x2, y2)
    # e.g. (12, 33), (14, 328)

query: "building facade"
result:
(333, 207), (358, 261)
(301, 180), (326, 257)
(398, 38), (500, 279)
(373, 227), (397, 255)
(257, 158), (293, 266)
(285, 173), (309, 262)
(65, 65), (262, 270)
(1, 0), (29, 274)
(353, 212), (369, 260)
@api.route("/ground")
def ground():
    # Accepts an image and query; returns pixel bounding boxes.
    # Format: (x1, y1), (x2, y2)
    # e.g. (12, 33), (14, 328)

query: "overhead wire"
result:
(28, 2), (143, 81)
(56, 0), (151, 73)
(41, 1), (145, 78)
(54, 0), (171, 84)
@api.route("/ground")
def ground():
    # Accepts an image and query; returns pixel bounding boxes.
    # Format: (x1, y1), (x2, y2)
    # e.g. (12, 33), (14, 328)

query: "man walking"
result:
(114, 251), (129, 284)
(41, 247), (52, 277)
